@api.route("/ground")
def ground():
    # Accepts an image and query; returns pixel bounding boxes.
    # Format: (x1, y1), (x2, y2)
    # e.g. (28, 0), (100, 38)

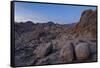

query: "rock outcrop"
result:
(67, 9), (97, 38)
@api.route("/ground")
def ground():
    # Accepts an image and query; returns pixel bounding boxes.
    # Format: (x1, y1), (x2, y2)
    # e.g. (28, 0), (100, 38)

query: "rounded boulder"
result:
(60, 43), (74, 63)
(75, 43), (90, 60)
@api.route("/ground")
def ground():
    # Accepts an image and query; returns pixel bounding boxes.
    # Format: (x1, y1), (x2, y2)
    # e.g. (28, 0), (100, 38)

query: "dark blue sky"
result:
(15, 2), (96, 24)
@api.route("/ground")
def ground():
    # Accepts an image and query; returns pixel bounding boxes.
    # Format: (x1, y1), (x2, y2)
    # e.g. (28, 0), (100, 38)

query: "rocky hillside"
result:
(67, 9), (97, 38)
(14, 9), (97, 67)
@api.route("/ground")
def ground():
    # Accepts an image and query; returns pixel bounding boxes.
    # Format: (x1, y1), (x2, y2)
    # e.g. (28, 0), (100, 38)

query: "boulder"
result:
(59, 42), (74, 63)
(33, 42), (53, 58)
(75, 43), (90, 60)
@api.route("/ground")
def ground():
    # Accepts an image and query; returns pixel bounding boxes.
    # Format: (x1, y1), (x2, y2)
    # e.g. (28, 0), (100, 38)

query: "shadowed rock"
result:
(35, 51), (61, 65)
(33, 42), (53, 59)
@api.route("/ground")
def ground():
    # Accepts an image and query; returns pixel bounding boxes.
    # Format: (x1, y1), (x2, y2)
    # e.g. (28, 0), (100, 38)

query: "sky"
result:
(14, 2), (96, 24)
